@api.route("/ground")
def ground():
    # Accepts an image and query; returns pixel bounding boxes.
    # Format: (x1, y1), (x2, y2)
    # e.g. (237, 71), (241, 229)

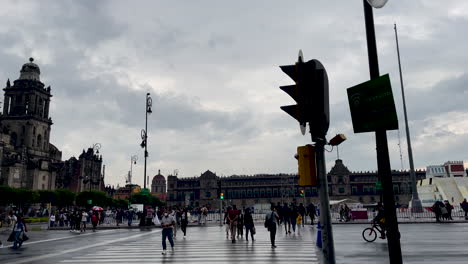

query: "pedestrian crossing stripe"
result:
(59, 226), (319, 264)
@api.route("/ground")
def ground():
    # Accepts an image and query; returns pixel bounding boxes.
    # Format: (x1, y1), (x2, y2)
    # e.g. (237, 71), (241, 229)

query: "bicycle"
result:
(362, 222), (386, 242)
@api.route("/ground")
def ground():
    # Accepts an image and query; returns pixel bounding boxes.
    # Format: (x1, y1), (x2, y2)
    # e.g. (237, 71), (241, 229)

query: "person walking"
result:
(461, 198), (468, 220)
(160, 210), (175, 255)
(307, 203), (317, 226)
(11, 216), (27, 249)
(227, 205), (240, 243)
(244, 208), (255, 241)
(170, 208), (177, 239)
(282, 203), (291, 234)
(298, 203), (306, 226)
(444, 201), (453, 220)
(432, 201), (444, 222)
(265, 205), (280, 248)
(224, 206), (232, 239)
(81, 210), (88, 232)
(180, 208), (188, 238)
(289, 204), (298, 233)
(91, 211), (99, 232)
(49, 213), (56, 228)
(237, 209), (244, 239)
(296, 214), (303, 235)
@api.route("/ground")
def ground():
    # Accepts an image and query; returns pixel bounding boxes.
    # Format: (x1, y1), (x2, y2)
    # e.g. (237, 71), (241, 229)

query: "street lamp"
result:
(129, 155), (138, 184)
(367, 0), (388, 8)
(329, 134), (347, 160)
(362, 1), (403, 263)
(141, 93), (152, 190)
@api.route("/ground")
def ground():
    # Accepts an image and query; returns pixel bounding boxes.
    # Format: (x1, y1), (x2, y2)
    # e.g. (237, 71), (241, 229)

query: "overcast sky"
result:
(0, 0), (467, 187)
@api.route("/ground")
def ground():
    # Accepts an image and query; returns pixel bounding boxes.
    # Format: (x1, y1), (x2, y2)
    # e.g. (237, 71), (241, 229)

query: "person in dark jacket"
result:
(244, 208), (255, 241)
(180, 208), (189, 238)
(237, 210), (244, 239)
(432, 201), (444, 222)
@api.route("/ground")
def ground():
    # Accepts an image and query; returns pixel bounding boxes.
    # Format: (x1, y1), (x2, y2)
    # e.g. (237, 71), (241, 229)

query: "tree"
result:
(129, 192), (164, 208)
(54, 189), (76, 208)
(37, 190), (56, 204)
(0, 185), (17, 205)
(14, 188), (39, 212)
(76, 191), (109, 208)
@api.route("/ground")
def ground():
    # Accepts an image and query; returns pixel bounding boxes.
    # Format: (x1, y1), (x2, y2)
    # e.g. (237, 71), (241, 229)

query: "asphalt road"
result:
(0, 222), (466, 263)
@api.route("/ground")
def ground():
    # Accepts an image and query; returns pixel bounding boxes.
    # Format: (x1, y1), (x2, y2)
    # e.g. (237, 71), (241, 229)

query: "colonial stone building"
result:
(54, 148), (104, 193)
(0, 58), (62, 190)
(167, 160), (426, 208)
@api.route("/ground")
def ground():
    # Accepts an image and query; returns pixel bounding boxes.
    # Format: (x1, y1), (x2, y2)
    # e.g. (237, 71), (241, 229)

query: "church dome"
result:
(152, 170), (165, 184)
(19, 58), (41, 81)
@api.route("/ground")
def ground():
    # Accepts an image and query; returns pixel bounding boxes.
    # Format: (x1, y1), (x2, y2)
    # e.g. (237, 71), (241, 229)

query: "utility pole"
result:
(363, 1), (402, 263)
(394, 23), (422, 213)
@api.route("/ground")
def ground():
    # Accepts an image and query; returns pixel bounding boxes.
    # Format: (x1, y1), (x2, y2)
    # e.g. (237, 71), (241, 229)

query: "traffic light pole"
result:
(219, 198), (223, 227)
(314, 134), (335, 264)
(363, 1), (402, 263)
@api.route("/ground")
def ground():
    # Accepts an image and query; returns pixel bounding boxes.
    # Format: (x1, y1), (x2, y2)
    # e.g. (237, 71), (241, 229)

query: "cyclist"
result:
(373, 202), (386, 239)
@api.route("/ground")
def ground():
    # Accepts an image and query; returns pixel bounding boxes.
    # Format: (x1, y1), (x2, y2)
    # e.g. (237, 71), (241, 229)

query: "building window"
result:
(42, 184), (45, 190)
(37, 134), (42, 148)
(393, 185), (399, 194)
(338, 187), (345, 194)
(351, 186), (357, 194)
(338, 176), (344, 184)
(205, 192), (211, 198)
(43, 175), (46, 181)
(363, 186), (368, 193)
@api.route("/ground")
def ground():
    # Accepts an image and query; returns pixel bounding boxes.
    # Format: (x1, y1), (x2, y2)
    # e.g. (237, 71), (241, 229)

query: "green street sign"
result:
(375, 181), (382, 190)
(347, 74), (398, 133)
(87, 200), (92, 205)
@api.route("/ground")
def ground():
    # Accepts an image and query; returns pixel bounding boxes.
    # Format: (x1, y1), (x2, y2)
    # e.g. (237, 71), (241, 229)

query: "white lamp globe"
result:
(367, 0), (388, 8)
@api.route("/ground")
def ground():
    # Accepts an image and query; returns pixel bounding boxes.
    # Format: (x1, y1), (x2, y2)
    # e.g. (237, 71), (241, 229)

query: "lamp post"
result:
(362, 1), (403, 263)
(129, 155), (138, 185)
(141, 93), (152, 190)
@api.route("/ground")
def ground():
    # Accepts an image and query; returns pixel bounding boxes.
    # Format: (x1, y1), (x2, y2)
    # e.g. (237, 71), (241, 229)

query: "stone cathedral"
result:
(0, 58), (62, 190)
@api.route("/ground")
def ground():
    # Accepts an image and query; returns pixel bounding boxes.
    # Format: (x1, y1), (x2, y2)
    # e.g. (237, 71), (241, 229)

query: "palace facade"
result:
(166, 159), (426, 208)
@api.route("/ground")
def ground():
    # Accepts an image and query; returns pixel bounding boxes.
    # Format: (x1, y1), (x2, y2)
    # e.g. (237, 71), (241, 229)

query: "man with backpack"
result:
(265, 204), (280, 248)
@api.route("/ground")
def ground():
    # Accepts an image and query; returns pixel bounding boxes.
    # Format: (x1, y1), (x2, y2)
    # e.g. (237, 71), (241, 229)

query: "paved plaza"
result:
(1, 222), (467, 263)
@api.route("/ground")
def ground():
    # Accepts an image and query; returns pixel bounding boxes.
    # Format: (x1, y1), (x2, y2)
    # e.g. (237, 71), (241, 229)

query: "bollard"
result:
(316, 221), (322, 248)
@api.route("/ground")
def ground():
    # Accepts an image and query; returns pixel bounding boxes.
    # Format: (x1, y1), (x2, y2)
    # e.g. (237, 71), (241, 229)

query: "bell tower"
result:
(0, 58), (58, 190)
(1, 58), (53, 152)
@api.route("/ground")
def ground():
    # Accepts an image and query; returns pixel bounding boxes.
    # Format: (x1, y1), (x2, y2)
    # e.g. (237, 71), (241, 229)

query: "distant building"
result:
(417, 177), (468, 207)
(151, 170), (167, 202)
(426, 165), (447, 178)
(55, 148), (104, 193)
(113, 184), (141, 200)
(0, 58), (62, 190)
(418, 161), (467, 207)
(166, 160), (426, 208)
(444, 161), (466, 178)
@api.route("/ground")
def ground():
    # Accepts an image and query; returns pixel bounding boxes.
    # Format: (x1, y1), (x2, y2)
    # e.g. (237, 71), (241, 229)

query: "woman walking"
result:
(244, 208), (255, 241)
(11, 216), (27, 249)
(180, 208), (188, 238)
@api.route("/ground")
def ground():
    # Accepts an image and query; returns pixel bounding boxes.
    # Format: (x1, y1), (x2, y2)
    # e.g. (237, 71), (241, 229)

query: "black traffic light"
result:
(279, 54), (330, 142)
